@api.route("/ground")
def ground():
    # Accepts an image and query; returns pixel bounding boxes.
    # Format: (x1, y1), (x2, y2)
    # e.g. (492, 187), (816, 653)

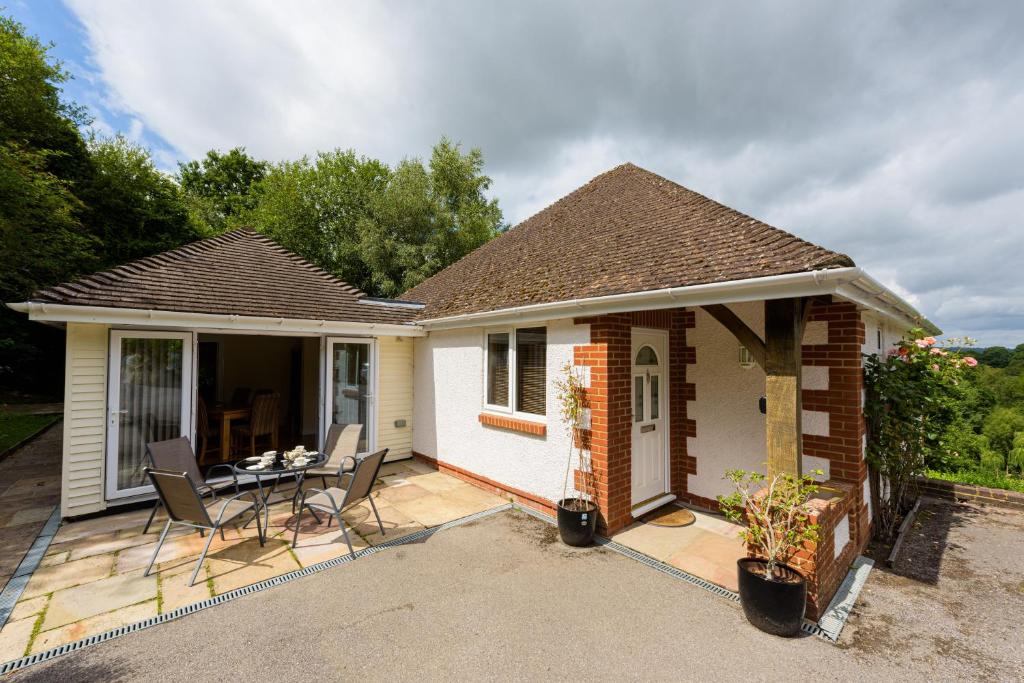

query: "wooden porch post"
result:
(764, 298), (805, 477)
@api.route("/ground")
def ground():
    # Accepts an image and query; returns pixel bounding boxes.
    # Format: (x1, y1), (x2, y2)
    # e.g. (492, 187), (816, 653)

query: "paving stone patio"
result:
(0, 422), (62, 593)
(0, 459), (506, 662)
(610, 505), (746, 591)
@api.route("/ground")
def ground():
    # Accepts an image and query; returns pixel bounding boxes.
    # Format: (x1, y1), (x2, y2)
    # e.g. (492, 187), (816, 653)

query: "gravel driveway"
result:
(7, 504), (1022, 681)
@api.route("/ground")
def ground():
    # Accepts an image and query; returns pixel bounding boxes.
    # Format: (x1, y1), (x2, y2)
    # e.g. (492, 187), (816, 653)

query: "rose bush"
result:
(864, 329), (976, 540)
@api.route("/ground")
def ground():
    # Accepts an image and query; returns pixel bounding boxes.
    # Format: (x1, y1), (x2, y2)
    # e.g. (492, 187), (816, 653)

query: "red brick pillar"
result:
(573, 314), (632, 533)
(801, 299), (870, 549)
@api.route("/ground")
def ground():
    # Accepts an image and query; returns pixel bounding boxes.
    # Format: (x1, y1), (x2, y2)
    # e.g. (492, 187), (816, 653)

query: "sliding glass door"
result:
(324, 338), (375, 454)
(107, 331), (194, 498)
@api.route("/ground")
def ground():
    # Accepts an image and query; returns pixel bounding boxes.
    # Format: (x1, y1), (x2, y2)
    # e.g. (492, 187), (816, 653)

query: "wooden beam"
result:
(764, 298), (804, 477)
(700, 304), (766, 370)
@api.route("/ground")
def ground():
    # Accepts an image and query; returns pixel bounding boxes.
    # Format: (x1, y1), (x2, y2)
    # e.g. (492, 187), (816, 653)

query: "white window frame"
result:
(482, 325), (547, 422)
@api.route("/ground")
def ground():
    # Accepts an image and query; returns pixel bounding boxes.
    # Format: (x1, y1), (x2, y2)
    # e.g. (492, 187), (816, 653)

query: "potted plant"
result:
(555, 363), (598, 546)
(718, 469), (820, 637)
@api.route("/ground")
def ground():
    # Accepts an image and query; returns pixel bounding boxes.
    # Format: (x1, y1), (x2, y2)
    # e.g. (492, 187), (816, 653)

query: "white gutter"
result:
(6, 302), (426, 337)
(417, 266), (939, 334)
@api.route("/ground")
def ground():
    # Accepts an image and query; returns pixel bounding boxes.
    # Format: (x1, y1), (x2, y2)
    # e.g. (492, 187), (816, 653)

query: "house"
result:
(9, 162), (935, 614)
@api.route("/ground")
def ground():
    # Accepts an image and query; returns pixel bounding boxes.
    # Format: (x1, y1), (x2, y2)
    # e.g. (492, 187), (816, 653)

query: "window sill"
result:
(478, 412), (547, 437)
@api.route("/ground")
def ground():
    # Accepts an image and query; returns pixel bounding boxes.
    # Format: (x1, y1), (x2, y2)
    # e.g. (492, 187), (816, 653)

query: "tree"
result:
(0, 14), (96, 393)
(356, 140), (504, 297)
(982, 406), (1024, 467)
(243, 139), (504, 297)
(980, 346), (1012, 368)
(241, 149), (390, 293)
(178, 147), (267, 234)
(79, 135), (199, 269)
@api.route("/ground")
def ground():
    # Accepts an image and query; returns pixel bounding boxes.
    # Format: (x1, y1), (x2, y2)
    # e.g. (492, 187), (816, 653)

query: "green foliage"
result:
(1008, 433), (1024, 474)
(924, 468), (1024, 494)
(0, 411), (58, 453)
(555, 362), (593, 508)
(718, 470), (820, 579)
(982, 407), (1024, 468)
(178, 147), (267, 234)
(0, 13), (199, 394)
(864, 330), (976, 540)
(243, 139), (504, 297)
(81, 134), (199, 268)
(241, 149), (389, 294)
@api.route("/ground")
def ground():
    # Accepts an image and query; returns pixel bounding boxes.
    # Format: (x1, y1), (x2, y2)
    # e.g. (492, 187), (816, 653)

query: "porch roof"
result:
(18, 229), (421, 327)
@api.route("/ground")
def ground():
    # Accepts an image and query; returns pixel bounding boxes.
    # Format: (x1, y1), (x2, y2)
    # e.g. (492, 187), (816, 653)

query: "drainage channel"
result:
(511, 504), (874, 641)
(0, 503), (514, 676)
(0, 505), (61, 630)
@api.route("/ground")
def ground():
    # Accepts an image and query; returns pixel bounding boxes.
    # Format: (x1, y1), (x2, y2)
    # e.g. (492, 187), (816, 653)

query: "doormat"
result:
(641, 505), (695, 527)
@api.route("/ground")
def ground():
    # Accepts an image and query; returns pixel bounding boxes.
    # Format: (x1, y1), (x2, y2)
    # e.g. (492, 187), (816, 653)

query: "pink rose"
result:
(931, 364), (940, 371)
(930, 348), (947, 356)
(964, 356), (978, 367)
(923, 336), (937, 346)
(914, 339), (929, 348)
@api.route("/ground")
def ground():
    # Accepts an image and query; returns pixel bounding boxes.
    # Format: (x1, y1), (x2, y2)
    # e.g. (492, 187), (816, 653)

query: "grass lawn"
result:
(0, 411), (58, 454)
(925, 468), (1024, 494)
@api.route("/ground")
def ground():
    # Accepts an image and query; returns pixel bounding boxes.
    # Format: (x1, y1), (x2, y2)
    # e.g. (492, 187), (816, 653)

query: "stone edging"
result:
(916, 476), (1024, 511)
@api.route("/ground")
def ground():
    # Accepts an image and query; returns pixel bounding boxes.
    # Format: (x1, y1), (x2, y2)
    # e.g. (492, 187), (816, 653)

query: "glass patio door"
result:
(107, 331), (194, 498)
(324, 338), (375, 454)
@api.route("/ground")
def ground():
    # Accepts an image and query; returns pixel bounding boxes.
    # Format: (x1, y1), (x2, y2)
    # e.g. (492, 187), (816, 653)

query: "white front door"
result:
(631, 329), (668, 506)
(107, 330), (195, 499)
(323, 337), (376, 455)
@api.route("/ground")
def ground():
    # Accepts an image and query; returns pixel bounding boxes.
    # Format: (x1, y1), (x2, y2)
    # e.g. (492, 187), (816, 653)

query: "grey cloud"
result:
(65, 0), (1024, 344)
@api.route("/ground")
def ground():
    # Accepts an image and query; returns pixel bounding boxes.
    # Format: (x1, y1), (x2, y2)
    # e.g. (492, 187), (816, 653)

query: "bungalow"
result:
(8, 163), (935, 594)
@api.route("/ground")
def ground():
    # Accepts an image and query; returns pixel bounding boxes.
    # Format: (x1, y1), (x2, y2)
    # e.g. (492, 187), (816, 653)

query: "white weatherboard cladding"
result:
(834, 514), (851, 559)
(376, 336), (414, 458)
(412, 318), (588, 503)
(62, 323), (109, 516)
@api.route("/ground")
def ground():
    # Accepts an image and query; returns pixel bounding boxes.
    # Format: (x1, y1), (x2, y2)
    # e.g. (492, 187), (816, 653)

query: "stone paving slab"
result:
(0, 458), (507, 660)
(611, 504), (745, 592)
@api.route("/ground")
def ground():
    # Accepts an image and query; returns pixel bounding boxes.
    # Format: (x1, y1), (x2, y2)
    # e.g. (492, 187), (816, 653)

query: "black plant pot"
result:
(736, 558), (807, 637)
(557, 498), (598, 547)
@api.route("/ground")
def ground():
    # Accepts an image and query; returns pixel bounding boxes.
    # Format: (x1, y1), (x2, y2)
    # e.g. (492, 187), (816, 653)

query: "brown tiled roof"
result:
(404, 163), (854, 320)
(30, 228), (418, 325)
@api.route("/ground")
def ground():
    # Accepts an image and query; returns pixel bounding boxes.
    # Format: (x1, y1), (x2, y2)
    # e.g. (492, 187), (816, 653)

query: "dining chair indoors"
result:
(292, 448), (389, 557)
(143, 467), (264, 587)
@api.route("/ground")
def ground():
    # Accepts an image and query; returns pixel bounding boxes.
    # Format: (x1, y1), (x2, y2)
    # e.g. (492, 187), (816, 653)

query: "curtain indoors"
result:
(117, 338), (184, 490)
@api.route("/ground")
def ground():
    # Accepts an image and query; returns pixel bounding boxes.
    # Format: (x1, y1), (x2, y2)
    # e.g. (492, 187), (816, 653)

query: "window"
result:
(485, 326), (547, 416)
(486, 333), (509, 407)
(635, 345), (659, 366)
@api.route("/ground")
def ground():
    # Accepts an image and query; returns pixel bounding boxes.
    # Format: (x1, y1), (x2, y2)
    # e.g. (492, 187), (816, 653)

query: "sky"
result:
(10, 1), (1024, 346)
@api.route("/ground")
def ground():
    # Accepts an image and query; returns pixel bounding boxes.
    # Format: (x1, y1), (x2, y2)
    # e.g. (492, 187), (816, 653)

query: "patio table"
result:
(232, 452), (327, 531)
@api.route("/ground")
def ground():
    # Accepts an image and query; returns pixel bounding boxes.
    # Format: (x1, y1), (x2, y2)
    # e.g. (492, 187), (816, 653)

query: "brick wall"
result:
(916, 476), (1024, 511)
(801, 299), (870, 550)
(572, 309), (694, 534)
(749, 480), (858, 621)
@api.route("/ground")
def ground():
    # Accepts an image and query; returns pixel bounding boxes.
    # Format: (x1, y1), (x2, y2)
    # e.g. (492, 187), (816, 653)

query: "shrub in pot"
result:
(718, 469), (820, 637)
(555, 363), (597, 546)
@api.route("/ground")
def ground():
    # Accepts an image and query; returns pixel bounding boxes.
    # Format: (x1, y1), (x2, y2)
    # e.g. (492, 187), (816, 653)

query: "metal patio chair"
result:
(304, 423), (363, 489)
(143, 437), (239, 534)
(292, 448), (389, 557)
(144, 467), (265, 587)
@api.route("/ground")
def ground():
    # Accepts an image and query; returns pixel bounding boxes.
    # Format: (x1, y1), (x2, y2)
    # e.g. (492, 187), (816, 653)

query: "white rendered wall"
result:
(412, 318), (589, 503)
(686, 302), (834, 501)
